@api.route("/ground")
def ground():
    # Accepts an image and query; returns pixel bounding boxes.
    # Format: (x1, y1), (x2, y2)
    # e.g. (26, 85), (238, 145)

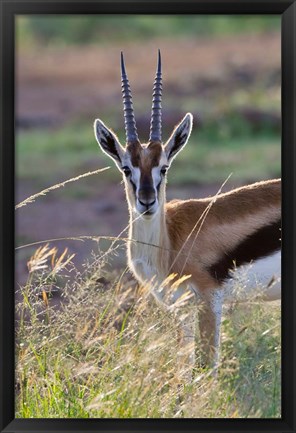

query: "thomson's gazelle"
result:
(94, 51), (281, 370)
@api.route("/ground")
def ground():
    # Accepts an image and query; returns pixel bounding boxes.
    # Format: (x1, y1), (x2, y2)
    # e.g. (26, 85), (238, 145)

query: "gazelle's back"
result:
(165, 178), (281, 291)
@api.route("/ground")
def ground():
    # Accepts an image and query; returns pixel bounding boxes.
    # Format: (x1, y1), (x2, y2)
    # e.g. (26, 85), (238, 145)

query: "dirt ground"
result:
(16, 33), (280, 129)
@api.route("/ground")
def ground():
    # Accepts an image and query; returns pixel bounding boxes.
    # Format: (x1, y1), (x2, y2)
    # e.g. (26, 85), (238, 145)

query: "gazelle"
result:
(94, 51), (281, 371)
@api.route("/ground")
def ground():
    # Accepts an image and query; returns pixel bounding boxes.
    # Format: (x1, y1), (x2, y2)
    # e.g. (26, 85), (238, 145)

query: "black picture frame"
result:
(1, 1), (295, 432)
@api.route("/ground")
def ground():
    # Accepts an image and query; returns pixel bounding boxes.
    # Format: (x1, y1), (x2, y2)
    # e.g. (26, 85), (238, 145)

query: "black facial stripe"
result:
(208, 218), (281, 284)
(130, 179), (137, 194)
(156, 180), (161, 192)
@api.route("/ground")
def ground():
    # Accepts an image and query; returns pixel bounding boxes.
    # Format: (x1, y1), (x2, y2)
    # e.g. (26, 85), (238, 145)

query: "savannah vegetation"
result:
(15, 15), (281, 418)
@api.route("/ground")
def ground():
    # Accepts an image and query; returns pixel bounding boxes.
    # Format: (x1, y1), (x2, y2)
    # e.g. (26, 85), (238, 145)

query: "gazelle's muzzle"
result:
(138, 187), (156, 207)
(136, 185), (158, 216)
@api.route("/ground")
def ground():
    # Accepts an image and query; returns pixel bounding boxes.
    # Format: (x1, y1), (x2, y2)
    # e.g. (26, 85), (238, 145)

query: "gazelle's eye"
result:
(122, 166), (131, 177)
(160, 166), (168, 175)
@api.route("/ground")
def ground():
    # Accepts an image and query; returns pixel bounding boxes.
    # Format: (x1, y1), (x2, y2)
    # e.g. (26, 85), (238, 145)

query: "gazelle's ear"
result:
(94, 119), (125, 167)
(164, 113), (193, 164)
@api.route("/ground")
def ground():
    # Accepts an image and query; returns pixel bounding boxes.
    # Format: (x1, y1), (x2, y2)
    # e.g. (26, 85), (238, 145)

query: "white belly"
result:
(223, 250), (281, 302)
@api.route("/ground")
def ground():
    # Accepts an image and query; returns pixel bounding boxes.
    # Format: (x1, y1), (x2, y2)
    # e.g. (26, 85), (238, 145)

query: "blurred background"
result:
(15, 15), (281, 286)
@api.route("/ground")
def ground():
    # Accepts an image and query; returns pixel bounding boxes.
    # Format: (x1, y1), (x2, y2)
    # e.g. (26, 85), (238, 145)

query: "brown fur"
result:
(127, 141), (162, 169)
(165, 179), (281, 290)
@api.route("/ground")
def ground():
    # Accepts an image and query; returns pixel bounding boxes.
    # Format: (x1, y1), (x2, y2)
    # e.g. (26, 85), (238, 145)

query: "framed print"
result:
(0, 1), (295, 432)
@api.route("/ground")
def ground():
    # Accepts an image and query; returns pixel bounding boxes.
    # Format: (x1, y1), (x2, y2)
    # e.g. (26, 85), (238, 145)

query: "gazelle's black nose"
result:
(138, 188), (156, 207)
(138, 198), (156, 207)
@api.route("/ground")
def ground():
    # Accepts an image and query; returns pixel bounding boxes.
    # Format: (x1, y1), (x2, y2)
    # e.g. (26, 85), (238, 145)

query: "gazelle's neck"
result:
(129, 206), (166, 249)
(127, 201), (170, 285)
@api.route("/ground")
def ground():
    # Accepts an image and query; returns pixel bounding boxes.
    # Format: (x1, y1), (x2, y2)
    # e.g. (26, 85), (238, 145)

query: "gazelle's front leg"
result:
(198, 289), (224, 369)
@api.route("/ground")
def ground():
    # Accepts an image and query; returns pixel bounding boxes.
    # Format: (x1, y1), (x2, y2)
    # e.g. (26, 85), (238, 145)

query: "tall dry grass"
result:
(15, 243), (281, 418)
(15, 171), (281, 418)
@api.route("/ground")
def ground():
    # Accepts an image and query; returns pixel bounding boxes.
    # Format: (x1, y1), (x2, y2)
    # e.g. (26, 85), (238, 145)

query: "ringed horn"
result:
(120, 50), (162, 144)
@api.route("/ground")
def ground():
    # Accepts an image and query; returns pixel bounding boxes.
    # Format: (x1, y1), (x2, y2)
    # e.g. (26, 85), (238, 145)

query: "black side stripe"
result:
(208, 218), (281, 284)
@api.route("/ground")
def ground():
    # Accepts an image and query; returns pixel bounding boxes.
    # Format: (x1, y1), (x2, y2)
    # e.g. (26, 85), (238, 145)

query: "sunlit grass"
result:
(15, 243), (281, 418)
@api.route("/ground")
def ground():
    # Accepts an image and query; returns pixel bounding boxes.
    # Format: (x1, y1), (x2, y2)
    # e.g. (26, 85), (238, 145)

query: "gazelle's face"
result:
(94, 113), (193, 219)
(121, 141), (167, 217)
(94, 51), (193, 217)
